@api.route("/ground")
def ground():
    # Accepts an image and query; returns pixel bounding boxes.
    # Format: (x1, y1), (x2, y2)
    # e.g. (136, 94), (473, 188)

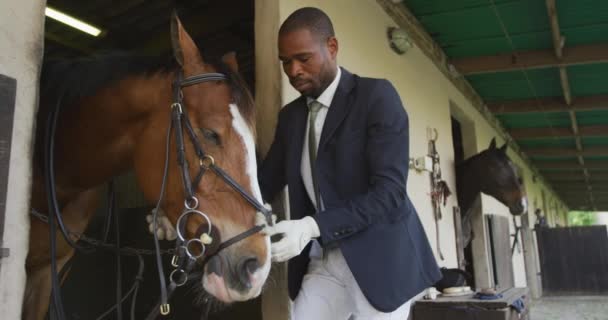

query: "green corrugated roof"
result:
(404, 0), (608, 210)
(576, 110), (608, 126)
(582, 137), (608, 147)
(569, 64), (608, 96)
(466, 69), (563, 100)
(406, 0), (551, 57)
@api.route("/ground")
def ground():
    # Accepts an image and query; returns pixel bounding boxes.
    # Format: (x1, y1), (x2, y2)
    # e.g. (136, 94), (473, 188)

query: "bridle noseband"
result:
(150, 70), (273, 317)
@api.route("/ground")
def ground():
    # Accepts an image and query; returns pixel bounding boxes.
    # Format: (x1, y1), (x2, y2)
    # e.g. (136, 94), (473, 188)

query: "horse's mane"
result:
(40, 52), (177, 106)
(40, 51), (255, 130)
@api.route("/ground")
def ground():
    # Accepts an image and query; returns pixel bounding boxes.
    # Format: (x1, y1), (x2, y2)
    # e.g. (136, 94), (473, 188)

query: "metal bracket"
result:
(0, 247), (9, 258)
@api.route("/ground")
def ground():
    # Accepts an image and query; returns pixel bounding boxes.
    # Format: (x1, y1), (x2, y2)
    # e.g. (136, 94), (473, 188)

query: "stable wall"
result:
(0, 0), (45, 318)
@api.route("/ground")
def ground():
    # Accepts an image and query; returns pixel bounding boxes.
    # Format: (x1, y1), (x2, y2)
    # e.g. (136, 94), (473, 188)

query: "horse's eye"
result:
(200, 128), (220, 145)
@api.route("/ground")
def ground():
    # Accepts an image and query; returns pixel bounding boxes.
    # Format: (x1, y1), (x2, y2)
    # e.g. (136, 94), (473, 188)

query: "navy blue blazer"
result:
(259, 68), (441, 312)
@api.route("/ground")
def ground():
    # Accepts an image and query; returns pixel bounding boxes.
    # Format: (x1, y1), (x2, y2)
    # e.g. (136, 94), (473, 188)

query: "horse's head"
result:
(476, 138), (527, 215)
(133, 16), (269, 304)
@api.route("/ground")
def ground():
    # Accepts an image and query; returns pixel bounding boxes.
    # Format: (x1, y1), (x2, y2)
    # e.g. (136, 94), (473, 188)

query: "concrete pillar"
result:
(0, 0), (46, 318)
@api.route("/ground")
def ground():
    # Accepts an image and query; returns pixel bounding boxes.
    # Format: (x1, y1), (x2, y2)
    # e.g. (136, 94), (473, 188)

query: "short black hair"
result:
(279, 7), (335, 41)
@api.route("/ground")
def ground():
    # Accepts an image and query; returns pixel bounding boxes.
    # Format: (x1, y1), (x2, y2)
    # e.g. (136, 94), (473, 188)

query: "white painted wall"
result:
(257, 0), (568, 317)
(596, 212), (608, 226)
(0, 0), (45, 318)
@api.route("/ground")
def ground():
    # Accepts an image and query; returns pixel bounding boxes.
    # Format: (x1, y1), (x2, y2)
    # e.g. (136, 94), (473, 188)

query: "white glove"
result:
(263, 216), (320, 262)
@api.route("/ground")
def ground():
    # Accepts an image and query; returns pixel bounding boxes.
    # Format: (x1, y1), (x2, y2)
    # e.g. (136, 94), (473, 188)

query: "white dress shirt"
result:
(301, 67), (342, 211)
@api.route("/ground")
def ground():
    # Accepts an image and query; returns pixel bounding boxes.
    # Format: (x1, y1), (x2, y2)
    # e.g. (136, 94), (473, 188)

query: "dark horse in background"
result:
(24, 16), (270, 320)
(455, 138), (528, 253)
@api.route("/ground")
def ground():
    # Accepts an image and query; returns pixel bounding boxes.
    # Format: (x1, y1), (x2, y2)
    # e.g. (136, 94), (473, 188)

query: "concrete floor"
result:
(530, 296), (608, 320)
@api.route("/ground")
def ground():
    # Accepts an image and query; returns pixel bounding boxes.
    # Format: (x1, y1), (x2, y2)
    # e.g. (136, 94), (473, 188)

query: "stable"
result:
(2, 0), (607, 320)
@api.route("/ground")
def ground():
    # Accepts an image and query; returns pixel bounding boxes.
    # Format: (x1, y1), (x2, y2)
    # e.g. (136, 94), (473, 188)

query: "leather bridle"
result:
(149, 69), (273, 317)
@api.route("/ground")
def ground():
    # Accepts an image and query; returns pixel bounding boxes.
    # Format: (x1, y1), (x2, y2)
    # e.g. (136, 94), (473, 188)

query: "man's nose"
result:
(286, 61), (302, 78)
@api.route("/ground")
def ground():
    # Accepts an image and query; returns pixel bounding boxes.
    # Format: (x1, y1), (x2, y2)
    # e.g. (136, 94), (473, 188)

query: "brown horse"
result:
(24, 16), (270, 320)
(455, 138), (528, 248)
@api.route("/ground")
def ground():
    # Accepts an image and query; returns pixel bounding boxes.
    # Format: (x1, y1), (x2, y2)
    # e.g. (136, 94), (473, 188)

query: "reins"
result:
(39, 68), (273, 320)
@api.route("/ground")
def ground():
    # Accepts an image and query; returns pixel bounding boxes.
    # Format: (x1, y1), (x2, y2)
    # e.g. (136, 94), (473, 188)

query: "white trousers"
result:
(291, 247), (412, 320)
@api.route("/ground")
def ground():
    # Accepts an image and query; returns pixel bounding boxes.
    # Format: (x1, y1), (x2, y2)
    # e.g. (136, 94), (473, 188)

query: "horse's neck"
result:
(51, 73), (172, 192)
(456, 157), (482, 215)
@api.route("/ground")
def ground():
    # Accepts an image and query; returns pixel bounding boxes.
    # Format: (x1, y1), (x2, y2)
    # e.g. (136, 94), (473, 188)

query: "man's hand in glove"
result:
(263, 216), (320, 262)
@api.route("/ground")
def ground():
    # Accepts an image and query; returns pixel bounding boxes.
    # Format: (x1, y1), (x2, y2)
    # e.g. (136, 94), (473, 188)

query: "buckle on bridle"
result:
(184, 196), (198, 210)
(170, 102), (182, 113)
(199, 155), (215, 169)
(160, 303), (171, 315)
(170, 269), (188, 287)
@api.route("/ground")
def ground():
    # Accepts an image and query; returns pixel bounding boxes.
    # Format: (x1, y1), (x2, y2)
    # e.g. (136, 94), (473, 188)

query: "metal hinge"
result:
(0, 247), (9, 259)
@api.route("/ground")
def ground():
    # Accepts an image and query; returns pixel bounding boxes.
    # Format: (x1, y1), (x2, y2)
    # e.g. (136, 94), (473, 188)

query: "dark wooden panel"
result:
(414, 287), (530, 320)
(536, 226), (608, 294)
(0, 74), (17, 250)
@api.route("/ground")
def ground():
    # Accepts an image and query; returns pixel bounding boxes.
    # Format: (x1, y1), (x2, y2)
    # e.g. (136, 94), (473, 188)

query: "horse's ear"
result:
(222, 51), (239, 73)
(499, 142), (508, 153)
(170, 12), (203, 67)
(489, 137), (497, 150)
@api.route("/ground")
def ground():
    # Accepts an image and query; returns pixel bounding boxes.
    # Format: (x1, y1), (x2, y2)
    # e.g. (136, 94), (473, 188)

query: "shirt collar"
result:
(307, 66), (341, 108)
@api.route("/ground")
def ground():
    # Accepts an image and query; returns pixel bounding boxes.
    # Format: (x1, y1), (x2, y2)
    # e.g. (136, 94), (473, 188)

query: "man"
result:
(259, 7), (441, 319)
(535, 208), (548, 228)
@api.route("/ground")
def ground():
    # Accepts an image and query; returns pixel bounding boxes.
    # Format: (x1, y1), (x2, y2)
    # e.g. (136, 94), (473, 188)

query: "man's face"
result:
(278, 28), (337, 98)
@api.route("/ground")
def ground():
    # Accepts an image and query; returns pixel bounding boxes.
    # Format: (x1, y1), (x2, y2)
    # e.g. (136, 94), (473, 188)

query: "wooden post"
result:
(521, 212), (542, 298)
(453, 206), (465, 269)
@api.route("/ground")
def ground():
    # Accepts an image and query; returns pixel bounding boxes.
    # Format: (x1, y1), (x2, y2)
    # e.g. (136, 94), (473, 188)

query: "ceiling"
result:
(44, 0), (255, 87)
(401, 0), (608, 211)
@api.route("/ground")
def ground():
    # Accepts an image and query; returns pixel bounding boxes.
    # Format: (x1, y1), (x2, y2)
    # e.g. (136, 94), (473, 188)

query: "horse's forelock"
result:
(212, 61), (256, 136)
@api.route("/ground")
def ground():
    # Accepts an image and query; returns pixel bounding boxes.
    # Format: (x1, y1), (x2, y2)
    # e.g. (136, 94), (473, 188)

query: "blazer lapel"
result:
(319, 68), (356, 150)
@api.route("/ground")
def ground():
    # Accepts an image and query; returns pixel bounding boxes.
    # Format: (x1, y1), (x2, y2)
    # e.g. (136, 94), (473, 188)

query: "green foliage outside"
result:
(568, 211), (597, 226)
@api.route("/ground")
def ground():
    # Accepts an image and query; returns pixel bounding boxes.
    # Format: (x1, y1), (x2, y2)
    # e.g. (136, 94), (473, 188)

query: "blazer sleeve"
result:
(314, 79), (411, 244)
(258, 108), (288, 203)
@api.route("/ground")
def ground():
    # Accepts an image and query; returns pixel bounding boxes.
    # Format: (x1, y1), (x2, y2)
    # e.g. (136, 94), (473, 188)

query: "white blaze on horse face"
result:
(228, 103), (271, 293)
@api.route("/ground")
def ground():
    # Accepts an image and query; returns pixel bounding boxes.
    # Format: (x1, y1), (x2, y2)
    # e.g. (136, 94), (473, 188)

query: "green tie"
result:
(308, 101), (323, 209)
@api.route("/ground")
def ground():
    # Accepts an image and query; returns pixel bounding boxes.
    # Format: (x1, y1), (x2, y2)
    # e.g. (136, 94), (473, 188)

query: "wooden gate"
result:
(536, 226), (608, 294)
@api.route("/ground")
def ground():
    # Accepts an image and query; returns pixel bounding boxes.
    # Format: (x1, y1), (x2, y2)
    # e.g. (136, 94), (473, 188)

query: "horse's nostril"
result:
(237, 257), (259, 289)
(244, 258), (259, 274)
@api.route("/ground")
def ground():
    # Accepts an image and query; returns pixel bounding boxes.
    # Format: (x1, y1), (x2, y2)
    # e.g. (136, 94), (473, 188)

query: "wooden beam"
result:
(545, 172), (608, 181)
(565, 201), (608, 207)
(524, 146), (608, 157)
(510, 125), (608, 139)
(538, 160), (608, 170)
(552, 182), (608, 189)
(561, 191), (608, 198)
(450, 43), (608, 75)
(488, 95), (608, 114)
(546, 0), (564, 59)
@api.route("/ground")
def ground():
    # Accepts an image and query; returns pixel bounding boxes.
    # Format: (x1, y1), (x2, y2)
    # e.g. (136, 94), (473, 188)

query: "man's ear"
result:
(326, 36), (339, 60)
